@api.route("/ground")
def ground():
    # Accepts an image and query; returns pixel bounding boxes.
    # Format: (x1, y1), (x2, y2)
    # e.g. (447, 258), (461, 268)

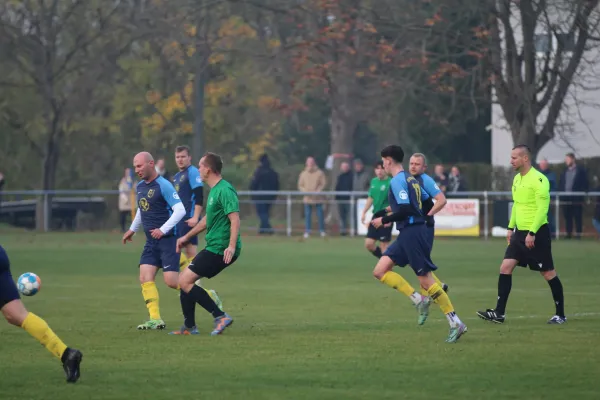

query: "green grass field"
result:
(1, 231), (599, 399)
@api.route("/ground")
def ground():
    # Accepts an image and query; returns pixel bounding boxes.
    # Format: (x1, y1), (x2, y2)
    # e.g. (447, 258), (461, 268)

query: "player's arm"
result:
(158, 182), (186, 235)
(188, 168), (204, 223)
(507, 200), (517, 230)
(422, 175), (446, 216)
(529, 176), (550, 234)
(361, 197), (373, 223)
(184, 215), (207, 239)
(123, 208), (141, 243)
(380, 179), (416, 224)
(227, 212), (240, 249)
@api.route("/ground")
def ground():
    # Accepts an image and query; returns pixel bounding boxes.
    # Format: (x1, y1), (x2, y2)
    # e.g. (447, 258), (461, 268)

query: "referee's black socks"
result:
(495, 274), (512, 315)
(547, 276), (565, 318)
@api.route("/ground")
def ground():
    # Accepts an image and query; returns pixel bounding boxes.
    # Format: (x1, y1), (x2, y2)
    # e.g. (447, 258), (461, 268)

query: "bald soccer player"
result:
(123, 152), (186, 330)
(477, 145), (566, 325)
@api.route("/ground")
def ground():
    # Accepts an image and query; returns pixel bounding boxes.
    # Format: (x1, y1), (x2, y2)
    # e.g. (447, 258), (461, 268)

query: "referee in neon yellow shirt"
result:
(477, 145), (566, 324)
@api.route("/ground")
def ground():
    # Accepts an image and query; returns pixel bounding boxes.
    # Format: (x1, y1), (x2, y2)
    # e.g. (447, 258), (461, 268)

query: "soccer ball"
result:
(17, 273), (42, 296)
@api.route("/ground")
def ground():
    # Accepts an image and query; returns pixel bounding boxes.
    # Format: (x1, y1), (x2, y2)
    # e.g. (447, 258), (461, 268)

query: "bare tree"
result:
(0, 0), (139, 229)
(488, 0), (600, 158)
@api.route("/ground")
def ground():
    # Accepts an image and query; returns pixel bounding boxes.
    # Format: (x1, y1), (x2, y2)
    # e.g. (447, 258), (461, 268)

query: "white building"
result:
(491, 11), (600, 167)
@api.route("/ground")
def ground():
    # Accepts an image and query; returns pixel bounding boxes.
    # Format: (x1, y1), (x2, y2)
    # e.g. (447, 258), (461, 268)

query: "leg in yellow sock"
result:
(21, 312), (67, 359)
(179, 253), (189, 271)
(141, 281), (161, 320)
(381, 271), (422, 305)
(427, 282), (454, 314)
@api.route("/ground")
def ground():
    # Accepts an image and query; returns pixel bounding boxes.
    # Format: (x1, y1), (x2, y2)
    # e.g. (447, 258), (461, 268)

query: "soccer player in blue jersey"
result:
(122, 151), (186, 330)
(370, 145), (467, 343)
(409, 153), (450, 295)
(173, 145), (204, 265)
(0, 245), (82, 382)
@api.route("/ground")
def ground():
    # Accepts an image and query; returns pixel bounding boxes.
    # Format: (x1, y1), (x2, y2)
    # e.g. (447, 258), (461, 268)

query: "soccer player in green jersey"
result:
(176, 152), (241, 335)
(361, 161), (393, 258)
(477, 145), (566, 324)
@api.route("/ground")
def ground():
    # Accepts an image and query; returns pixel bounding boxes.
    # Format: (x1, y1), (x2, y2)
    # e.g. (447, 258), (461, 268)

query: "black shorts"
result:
(366, 224), (393, 242)
(504, 224), (554, 271)
(188, 249), (238, 279)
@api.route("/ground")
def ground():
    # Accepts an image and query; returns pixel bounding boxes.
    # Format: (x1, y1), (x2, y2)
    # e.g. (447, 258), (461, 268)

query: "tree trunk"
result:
(36, 129), (61, 231)
(192, 62), (205, 160)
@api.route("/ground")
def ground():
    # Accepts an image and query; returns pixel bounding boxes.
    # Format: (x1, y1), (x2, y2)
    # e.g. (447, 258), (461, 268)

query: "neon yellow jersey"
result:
(508, 167), (550, 233)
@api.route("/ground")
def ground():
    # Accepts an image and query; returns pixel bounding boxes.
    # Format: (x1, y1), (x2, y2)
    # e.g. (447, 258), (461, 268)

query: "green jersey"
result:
(205, 179), (242, 256)
(368, 177), (391, 212)
(508, 167), (550, 233)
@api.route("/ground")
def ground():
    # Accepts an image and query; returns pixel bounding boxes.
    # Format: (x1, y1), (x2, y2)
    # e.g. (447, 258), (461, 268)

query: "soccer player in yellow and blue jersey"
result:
(371, 145), (467, 343)
(478, 145), (566, 324)
(123, 151), (186, 330)
(0, 245), (82, 382)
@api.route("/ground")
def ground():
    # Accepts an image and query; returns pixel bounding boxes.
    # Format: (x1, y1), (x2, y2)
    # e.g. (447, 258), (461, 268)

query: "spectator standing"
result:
(250, 154), (280, 235)
(538, 159), (557, 238)
(558, 153), (588, 239)
(447, 165), (468, 193)
(433, 164), (448, 193)
(335, 161), (353, 235)
(155, 158), (171, 182)
(298, 157), (327, 238)
(118, 168), (133, 232)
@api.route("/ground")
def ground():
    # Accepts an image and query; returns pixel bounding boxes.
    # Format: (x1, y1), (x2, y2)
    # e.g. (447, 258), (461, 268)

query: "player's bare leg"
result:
(179, 267), (232, 336)
(138, 264), (166, 330)
(365, 238), (384, 259)
(2, 300), (82, 382)
(477, 259), (518, 324)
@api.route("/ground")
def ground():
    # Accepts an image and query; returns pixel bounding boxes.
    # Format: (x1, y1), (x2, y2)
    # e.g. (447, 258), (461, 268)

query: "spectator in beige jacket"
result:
(118, 168), (133, 232)
(298, 157), (327, 238)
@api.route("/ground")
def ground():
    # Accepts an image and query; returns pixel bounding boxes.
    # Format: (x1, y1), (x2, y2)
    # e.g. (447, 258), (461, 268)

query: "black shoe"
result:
(61, 348), (83, 383)
(547, 315), (567, 324)
(476, 309), (505, 324)
(442, 283), (449, 293)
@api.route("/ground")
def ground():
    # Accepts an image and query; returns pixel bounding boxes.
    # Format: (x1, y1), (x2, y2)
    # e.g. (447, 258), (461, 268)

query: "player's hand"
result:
(506, 229), (513, 244)
(176, 237), (188, 253)
(383, 222), (392, 228)
(371, 217), (383, 229)
(186, 217), (199, 227)
(525, 234), (535, 249)
(150, 228), (164, 240)
(223, 246), (235, 264)
(122, 230), (135, 244)
(385, 206), (391, 213)
(361, 213), (366, 225)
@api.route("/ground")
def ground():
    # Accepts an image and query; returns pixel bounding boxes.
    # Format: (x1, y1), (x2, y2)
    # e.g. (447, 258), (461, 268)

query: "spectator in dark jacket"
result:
(335, 161), (353, 235)
(558, 153), (588, 239)
(250, 154), (280, 234)
(538, 159), (557, 238)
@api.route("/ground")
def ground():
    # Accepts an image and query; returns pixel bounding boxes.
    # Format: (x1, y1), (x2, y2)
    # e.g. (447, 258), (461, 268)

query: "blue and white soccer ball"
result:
(17, 273), (42, 296)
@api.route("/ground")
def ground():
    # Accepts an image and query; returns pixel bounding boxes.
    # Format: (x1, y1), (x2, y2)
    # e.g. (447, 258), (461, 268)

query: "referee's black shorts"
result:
(504, 224), (554, 271)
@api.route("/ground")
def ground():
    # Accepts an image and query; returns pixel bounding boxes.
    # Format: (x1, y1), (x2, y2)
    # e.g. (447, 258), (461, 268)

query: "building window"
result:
(534, 33), (552, 53)
(555, 33), (575, 52)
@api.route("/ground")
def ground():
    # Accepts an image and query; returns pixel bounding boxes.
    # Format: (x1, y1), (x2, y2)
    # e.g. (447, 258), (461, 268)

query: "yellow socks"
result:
(141, 281), (161, 320)
(421, 272), (444, 297)
(380, 271), (422, 305)
(179, 253), (189, 271)
(21, 312), (67, 359)
(427, 283), (454, 314)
